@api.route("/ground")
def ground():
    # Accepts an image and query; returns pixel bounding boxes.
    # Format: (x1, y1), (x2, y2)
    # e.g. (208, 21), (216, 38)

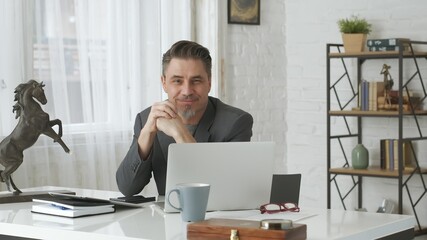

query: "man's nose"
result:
(181, 82), (193, 95)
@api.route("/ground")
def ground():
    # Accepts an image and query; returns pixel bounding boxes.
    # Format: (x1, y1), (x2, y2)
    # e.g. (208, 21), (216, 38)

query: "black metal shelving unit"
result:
(326, 40), (427, 235)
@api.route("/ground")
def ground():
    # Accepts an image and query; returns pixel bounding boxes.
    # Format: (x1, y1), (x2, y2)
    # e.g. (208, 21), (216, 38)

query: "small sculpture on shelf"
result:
(380, 64), (394, 109)
(0, 80), (70, 194)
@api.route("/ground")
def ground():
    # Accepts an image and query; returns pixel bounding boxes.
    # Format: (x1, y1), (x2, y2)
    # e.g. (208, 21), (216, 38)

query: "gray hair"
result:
(162, 40), (212, 78)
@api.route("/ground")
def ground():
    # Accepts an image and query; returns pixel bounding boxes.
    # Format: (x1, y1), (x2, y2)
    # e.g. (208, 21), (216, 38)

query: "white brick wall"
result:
(226, 1), (287, 171)
(225, 0), (427, 226)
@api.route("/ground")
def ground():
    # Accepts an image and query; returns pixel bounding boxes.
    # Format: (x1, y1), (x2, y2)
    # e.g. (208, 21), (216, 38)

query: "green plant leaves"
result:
(337, 15), (372, 34)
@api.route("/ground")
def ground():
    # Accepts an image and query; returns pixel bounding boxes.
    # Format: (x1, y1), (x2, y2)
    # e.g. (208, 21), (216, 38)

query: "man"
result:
(116, 40), (253, 196)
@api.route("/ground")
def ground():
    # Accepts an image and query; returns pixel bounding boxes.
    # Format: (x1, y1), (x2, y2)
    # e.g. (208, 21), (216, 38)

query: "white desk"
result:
(0, 186), (416, 240)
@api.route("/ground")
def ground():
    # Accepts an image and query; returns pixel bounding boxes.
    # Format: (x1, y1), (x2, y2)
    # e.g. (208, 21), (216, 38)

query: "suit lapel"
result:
(194, 99), (215, 142)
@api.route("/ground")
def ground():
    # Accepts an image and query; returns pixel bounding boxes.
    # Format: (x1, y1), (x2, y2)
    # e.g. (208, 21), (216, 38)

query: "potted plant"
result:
(337, 15), (372, 53)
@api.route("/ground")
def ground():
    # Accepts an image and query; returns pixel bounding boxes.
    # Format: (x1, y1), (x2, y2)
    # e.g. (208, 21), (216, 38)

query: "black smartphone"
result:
(110, 195), (156, 204)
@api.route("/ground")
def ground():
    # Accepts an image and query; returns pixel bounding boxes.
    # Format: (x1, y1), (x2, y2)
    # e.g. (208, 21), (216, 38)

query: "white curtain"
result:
(0, 0), (221, 193)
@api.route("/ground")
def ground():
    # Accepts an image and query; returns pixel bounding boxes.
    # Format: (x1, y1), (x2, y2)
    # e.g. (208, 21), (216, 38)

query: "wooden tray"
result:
(187, 218), (306, 240)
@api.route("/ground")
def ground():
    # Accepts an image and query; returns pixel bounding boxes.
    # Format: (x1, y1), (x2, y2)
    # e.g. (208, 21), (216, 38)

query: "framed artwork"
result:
(228, 0), (260, 25)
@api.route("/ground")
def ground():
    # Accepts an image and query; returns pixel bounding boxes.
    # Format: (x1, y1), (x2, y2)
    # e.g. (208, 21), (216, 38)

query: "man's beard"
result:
(176, 96), (197, 120)
(179, 107), (196, 120)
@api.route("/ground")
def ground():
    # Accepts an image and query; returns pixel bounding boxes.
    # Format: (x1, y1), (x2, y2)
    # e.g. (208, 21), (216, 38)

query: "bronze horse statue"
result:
(0, 80), (70, 194)
(380, 64), (394, 107)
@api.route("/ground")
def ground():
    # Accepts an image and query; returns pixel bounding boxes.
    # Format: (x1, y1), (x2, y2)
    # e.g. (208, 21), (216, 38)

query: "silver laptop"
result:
(163, 142), (275, 213)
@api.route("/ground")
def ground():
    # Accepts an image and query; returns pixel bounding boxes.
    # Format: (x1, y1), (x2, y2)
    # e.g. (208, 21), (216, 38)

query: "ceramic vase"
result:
(352, 144), (369, 169)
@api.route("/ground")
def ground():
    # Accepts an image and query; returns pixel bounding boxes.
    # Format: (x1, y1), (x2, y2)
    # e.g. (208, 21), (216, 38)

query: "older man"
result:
(116, 40), (253, 196)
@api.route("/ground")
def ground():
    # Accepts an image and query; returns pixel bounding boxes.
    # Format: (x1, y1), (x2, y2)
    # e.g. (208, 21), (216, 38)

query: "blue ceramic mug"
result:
(166, 183), (210, 222)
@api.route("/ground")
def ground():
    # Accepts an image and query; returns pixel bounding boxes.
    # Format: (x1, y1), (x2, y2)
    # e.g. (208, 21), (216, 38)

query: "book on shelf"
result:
(375, 82), (384, 110)
(390, 139), (395, 170)
(368, 45), (410, 52)
(358, 81), (384, 111)
(367, 38), (410, 47)
(364, 81), (369, 111)
(380, 139), (389, 170)
(359, 80), (369, 111)
(362, 80), (368, 110)
(380, 139), (413, 171)
(377, 90), (421, 111)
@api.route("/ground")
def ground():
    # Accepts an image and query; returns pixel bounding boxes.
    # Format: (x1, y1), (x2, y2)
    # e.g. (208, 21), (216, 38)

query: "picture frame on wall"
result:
(228, 0), (260, 25)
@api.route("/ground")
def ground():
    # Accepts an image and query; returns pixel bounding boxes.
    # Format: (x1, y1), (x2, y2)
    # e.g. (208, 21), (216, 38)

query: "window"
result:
(0, 0), (221, 192)
(31, 0), (162, 131)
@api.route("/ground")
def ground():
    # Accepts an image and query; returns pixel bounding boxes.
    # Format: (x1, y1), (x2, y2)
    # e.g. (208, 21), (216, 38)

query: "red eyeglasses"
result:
(259, 202), (300, 214)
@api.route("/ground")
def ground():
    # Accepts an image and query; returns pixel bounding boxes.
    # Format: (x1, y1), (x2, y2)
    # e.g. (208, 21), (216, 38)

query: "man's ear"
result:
(161, 75), (167, 93)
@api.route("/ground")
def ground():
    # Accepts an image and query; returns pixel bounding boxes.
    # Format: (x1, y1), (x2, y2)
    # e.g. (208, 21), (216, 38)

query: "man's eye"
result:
(172, 79), (181, 84)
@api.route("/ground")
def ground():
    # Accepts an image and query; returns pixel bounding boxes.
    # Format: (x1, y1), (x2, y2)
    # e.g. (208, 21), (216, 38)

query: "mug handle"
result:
(166, 189), (182, 211)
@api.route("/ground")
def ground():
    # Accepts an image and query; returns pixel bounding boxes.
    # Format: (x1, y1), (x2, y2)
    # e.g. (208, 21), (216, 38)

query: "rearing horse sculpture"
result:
(0, 80), (70, 194)
(380, 64), (394, 107)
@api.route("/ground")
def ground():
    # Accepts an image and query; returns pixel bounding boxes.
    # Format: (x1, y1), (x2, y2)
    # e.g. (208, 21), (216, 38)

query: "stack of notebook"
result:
(32, 196), (115, 218)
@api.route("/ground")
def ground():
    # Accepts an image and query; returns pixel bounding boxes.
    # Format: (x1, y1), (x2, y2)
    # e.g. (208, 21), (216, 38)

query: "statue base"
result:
(0, 190), (75, 204)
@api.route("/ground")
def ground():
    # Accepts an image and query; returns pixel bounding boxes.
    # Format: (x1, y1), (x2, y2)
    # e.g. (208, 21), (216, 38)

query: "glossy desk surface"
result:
(0, 186), (416, 240)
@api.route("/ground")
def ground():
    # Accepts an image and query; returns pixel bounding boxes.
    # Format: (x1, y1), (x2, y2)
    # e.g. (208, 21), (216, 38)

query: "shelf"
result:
(327, 41), (427, 233)
(329, 51), (427, 59)
(329, 167), (427, 178)
(329, 110), (427, 117)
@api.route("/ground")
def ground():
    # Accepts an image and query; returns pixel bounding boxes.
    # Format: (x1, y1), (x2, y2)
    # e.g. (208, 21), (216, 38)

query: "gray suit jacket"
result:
(116, 97), (253, 196)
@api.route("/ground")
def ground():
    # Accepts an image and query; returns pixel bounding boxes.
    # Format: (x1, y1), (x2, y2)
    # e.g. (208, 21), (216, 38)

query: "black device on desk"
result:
(48, 192), (155, 208)
(109, 195), (156, 204)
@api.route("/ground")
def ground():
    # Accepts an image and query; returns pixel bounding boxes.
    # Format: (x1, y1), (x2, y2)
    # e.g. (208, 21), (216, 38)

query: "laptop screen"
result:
(163, 142), (275, 212)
